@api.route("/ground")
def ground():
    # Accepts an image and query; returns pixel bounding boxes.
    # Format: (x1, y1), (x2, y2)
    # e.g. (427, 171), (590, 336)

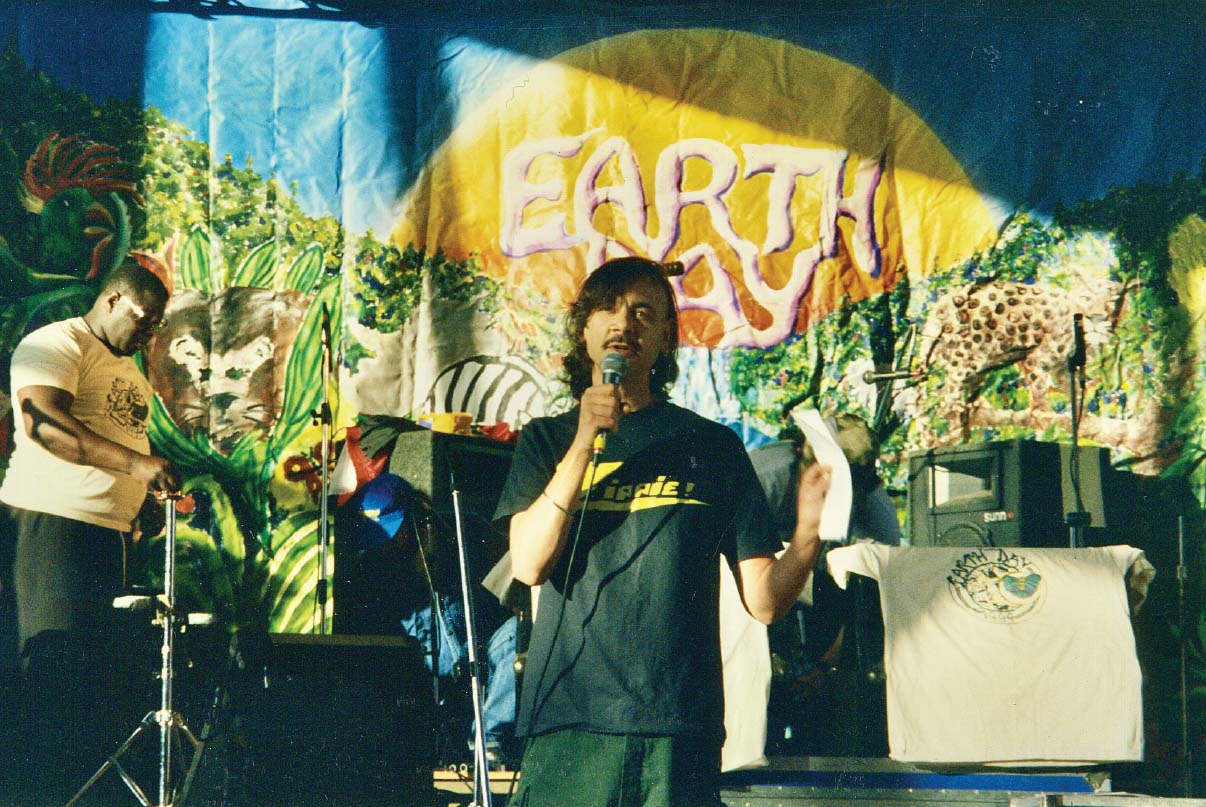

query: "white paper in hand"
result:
(789, 408), (853, 543)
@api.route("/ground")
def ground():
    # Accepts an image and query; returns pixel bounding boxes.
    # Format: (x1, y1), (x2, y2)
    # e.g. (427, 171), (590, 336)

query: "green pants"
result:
(510, 729), (722, 807)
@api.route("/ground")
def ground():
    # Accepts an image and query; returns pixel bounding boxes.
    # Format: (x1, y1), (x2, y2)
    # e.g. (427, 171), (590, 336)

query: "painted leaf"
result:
(272, 277), (341, 455)
(283, 243), (324, 293)
(231, 237), (279, 289)
(178, 226), (214, 294)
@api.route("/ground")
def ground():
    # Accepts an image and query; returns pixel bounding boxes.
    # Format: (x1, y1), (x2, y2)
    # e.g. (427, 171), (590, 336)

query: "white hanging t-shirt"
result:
(718, 556), (771, 771)
(826, 543), (1152, 765)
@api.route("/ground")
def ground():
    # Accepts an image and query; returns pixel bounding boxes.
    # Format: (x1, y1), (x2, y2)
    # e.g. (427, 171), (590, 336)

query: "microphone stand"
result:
(1178, 515), (1193, 797)
(312, 304), (333, 633)
(1065, 314), (1090, 548)
(67, 495), (201, 807)
(451, 480), (493, 807)
(871, 323), (917, 436)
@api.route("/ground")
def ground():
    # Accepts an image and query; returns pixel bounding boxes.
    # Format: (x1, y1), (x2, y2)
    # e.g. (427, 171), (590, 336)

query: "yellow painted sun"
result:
(394, 29), (995, 348)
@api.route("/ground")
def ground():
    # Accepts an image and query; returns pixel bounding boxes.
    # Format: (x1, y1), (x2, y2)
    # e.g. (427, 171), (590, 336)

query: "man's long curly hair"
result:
(563, 257), (680, 400)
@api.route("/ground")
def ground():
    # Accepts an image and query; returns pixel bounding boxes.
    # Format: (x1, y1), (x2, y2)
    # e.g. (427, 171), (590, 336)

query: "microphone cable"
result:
(525, 358), (624, 729)
(525, 442), (606, 731)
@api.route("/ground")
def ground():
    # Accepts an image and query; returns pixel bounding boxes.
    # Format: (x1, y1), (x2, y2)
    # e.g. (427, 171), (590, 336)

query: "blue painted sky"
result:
(142, 13), (405, 235)
(8, 3), (1206, 235)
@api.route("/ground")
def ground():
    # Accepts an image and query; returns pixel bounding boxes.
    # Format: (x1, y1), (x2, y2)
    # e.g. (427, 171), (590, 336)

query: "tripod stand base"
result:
(66, 710), (200, 807)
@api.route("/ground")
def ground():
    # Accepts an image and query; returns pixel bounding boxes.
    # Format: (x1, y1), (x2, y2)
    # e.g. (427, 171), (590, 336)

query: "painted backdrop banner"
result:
(1, 7), (1205, 743)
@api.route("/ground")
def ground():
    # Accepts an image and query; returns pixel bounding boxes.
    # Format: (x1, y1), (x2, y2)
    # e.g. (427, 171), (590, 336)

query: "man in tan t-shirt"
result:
(1, 259), (180, 791)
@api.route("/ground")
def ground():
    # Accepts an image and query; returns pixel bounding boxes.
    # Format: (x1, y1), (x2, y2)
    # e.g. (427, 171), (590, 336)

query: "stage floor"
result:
(721, 756), (1100, 807)
(428, 757), (1206, 807)
(4, 752), (1206, 807)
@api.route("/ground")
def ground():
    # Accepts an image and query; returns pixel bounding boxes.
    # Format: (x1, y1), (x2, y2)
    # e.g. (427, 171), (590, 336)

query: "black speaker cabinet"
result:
(908, 440), (1067, 547)
(388, 430), (514, 569)
(242, 633), (436, 803)
(332, 538), (422, 636)
(332, 431), (514, 637)
(387, 430), (514, 525)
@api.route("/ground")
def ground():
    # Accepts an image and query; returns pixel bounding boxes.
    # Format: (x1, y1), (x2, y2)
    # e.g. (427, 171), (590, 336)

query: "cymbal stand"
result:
(451, 484), (493, 807)
(67, 496), (201, 807)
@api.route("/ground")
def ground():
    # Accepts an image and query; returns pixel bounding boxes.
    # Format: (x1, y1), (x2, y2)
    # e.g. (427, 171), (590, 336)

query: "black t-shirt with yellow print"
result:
(494, 400), (779, 742)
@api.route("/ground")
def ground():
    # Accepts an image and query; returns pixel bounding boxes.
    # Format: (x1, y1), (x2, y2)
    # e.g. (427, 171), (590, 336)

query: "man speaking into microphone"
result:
(495, 257), (830, 807)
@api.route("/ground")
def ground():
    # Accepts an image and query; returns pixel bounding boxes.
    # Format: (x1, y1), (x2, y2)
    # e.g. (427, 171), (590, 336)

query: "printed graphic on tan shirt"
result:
(107, 378), (150, 437)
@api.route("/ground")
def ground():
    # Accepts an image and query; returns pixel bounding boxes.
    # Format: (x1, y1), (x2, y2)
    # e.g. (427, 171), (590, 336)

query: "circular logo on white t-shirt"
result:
(947, 548), (1044, 623)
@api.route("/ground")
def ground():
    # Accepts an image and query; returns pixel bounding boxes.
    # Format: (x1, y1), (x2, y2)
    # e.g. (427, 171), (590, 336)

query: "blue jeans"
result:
(482, 615), (517, 746)
(401, 601), (516, 746)
(401, 596), (467, 678)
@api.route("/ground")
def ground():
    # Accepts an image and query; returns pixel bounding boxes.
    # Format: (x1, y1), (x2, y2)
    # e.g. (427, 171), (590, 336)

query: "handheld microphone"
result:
(862, 369), (923, 383)
(594, 352), (629, 456)
(601, 352), (628, 386)
(1068, 313), (1086, 371)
